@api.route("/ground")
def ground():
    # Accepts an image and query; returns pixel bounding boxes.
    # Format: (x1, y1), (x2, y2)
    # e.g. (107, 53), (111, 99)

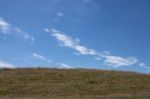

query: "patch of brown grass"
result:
(0, 68), (150, 99)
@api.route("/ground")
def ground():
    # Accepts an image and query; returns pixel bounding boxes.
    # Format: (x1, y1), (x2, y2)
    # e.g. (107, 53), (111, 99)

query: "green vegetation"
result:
(0, 68), (150, 99)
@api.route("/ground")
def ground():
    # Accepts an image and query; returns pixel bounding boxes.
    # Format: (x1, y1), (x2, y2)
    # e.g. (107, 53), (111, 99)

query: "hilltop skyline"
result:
(0, 0), (150, 73)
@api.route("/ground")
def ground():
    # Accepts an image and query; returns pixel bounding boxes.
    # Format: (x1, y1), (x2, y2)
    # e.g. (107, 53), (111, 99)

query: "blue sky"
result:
(0, 0), (150, 73)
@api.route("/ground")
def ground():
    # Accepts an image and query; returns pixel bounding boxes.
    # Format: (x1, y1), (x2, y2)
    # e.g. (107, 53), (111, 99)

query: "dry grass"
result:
(0, 68), (150, 99)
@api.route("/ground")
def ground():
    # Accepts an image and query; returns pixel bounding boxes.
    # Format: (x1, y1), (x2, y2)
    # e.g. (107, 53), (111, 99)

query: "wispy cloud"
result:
(139, 63), (150, 69)
(54, 12), (64, 22)
(101, 54), (138, 67)
(0, 17), (11, 34)
(0, 60), (14, 68)
(58, 63), (73, 69)
(42, 0), (99, 23)
(0, 17), (34, 43)
(31, 53), (53, 63)
(45, 28), (97, 55)
(44, 28), (144, 68)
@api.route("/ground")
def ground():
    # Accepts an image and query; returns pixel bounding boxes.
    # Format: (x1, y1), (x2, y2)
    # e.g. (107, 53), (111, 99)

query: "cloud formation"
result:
(42, 0), (99, 23)
(45, 28), (141, 68)
(58, 63), (73, 69)
(45, 28), (97, 55)
(0, 17), (34, 43)
(53, 12), (64, 22)
(101, 55), (138, 67)
(0, 60), (14, 68)
(31, 53), (53, 63)
(0, 18), (11, 34)
(139, 63), (150, 69)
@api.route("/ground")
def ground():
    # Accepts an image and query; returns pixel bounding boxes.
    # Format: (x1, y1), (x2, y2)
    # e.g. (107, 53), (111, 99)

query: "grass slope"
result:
(0, 68), (150, 99)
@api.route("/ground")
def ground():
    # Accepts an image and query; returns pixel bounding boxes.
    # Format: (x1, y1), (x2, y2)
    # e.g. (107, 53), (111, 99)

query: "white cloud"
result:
(44, 28), (51, 32)
(51, 30), (77, 48)
(58, 63), (73, 69)
(139, 63), (150, 69)
(45, 28), (97, 55)
(102, 54), (138, 67)
(44, 28), (142, 68)
(0, 18), (11, 34)
(74, 45), (97, 55)
(31, 53), (53, 63)
(0, 60), (14, 68)
(54, 12), (64, 22)
(15, 28), (34, 43)
(0, 17), (34, 43)
(139, 63), (145, 67)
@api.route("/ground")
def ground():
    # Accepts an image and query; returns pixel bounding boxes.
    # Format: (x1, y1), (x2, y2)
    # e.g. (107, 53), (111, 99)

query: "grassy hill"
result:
(0, 68), (150, 99)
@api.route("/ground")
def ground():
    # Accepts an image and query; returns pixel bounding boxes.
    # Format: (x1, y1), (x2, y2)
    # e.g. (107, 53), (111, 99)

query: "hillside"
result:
(0, 68), (150, 99)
